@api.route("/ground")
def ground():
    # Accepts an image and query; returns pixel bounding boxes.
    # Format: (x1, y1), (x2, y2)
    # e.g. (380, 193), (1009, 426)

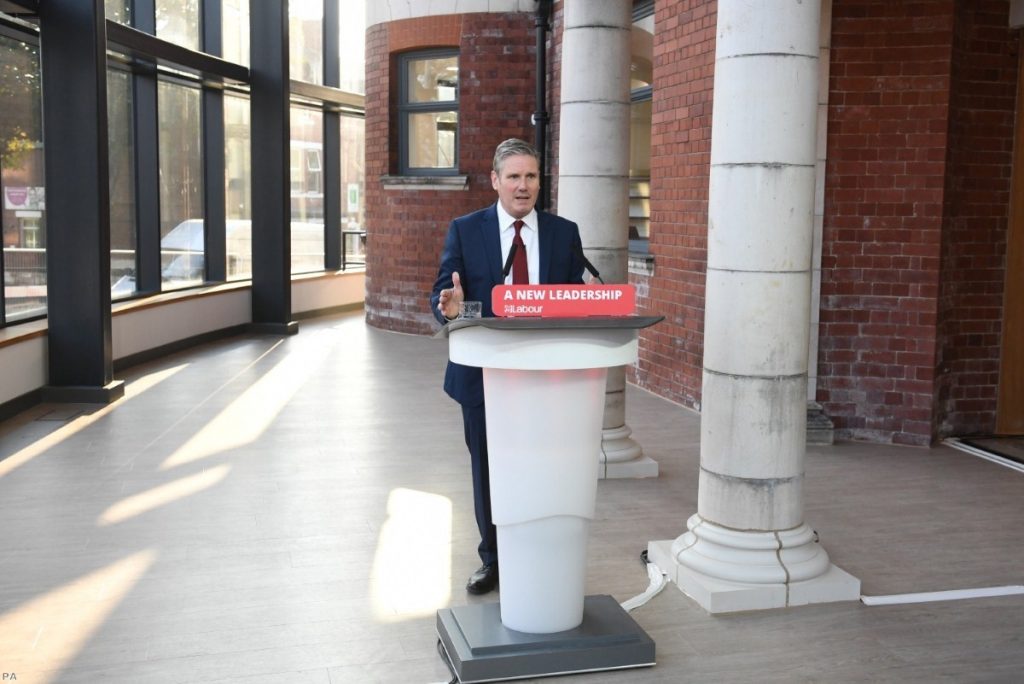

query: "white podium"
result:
(436, 316), (661, 683)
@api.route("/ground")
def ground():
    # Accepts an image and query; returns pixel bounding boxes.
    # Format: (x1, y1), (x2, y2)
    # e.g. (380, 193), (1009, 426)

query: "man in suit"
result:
(430, 138), (586, 594)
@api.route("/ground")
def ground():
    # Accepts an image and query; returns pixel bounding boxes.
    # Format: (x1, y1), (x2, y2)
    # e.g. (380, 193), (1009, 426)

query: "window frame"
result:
(0, 0), (368, 331)
(397, 48), (460, 177)
(0, 18), (44, 326)
(629, 0), (654, 256)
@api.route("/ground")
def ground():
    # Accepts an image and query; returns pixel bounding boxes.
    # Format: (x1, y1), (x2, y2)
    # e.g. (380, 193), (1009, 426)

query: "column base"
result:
(647, 515), (860, 614)
(600, 424), (658, 479)
(42, 380), (125, 404)
(807, 401), (835, 445)
(248, 320), (299, 335)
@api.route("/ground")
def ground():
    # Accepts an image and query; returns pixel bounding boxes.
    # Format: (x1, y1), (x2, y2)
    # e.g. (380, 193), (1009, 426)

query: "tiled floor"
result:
(1, 310), (1023, 683)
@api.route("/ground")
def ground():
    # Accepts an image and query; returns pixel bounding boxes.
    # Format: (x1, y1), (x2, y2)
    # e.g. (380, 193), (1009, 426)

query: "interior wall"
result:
(0, 272), (365, 411)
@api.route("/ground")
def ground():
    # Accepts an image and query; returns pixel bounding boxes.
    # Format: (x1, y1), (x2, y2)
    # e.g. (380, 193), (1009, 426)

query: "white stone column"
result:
(557, 0), (657, 479)
(807, 0), (835, 445)
(648, 0), (859, 613)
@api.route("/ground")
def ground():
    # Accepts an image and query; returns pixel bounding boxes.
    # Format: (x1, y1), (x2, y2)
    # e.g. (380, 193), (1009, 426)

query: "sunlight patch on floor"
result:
(97, 464), (231, 526)
(0, 364), (187, 480)
(370, 488), (453, 622)
(159, 340), (332, 470)
(0, 550), (156, 682)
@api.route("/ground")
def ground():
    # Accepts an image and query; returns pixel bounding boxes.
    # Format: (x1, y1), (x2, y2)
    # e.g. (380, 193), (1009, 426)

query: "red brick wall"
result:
(364, 13), (539, 334)
(820, 0), (955, 445)
(934, 0), (1016, 438)
(363, 1), (1017, 446)
(630, 0), (717, 411)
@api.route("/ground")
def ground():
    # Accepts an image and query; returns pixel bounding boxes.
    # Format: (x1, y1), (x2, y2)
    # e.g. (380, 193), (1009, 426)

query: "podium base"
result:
(436, 594), (655, 683)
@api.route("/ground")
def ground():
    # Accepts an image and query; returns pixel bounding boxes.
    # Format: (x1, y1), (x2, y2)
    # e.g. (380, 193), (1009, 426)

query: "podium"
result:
(436, 316), (661, 683)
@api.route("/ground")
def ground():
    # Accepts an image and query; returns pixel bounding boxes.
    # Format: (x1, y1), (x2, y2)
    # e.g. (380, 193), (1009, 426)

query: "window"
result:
(224, 92), (252, 280)
(156, 0), (200, 51)
(1, 32), (45, 323)
(158, 79), (204, 289)
(339, 0), (365, 95)
(340, 114), (365, 266)
(290, 105), (324, 274)
(629, 1), (654, 252)
(105, 0), (131, 25)
(223, 0), (250, 67)
(1, 1), (367, 330)
(398, 50), (459, 175)
(108, 68), (136, 299)
(289, 0), (323, 85)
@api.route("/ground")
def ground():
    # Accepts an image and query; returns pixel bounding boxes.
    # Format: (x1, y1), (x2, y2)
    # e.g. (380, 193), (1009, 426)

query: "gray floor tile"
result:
(1, 310), (1023, 683)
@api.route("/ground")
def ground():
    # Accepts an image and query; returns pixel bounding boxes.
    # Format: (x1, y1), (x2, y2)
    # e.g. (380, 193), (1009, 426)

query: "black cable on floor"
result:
(436, 637), (458, 684)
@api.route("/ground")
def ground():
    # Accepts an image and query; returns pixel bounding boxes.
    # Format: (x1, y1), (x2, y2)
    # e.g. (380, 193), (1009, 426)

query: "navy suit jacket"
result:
(430, 203), (586, 407)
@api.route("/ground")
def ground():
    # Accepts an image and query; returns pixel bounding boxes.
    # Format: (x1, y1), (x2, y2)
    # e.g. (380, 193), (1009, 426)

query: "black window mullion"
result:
(202, 0), (221, 56)
(132, 0), (155, 33)
(324, 0), (339, 89)
(203, 88), (226, 281)
(133, 67), (161, 293)
(322, 0), (340, 270)
(324, 110), (341, 270)
(201, 0), (225, 282)
(129, 0), (159, 294)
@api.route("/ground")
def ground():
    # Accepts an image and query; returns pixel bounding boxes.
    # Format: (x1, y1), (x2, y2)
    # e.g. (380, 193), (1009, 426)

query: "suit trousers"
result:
(461, 403), (497, 565)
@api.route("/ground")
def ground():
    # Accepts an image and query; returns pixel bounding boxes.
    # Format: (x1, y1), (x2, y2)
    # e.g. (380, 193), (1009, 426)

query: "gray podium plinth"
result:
(436, 316), (662, 682)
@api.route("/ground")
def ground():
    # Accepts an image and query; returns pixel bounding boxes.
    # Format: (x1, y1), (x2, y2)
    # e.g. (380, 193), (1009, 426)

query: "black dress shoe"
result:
(466, 563), (499, 595)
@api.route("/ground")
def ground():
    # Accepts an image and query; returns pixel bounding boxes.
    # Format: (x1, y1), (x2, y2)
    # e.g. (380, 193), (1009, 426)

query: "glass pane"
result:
(407, 111), (457, 169)
(225, 94), (252, 280)
(340, 115), (365, 268)
(289, 0), (323, 85)
(629, 99), (651, 240)
(223, 0), (250, 66)
(108, 69), (137, 299)
(158, 81), (204, 289)
(156, 0), (200, 50)
(631, 12), (654, 90)
(105, 0), (131, 24)
(339, 0), (365, 94)
(1, 36), (46, 322)
(406, 56), (457, 103)
(290, 106), (324, 274)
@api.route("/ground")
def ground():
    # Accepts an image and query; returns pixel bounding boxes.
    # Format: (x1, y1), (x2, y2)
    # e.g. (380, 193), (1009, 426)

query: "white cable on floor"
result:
(944, 438), (1024, 474)
(861, 585), (1024, 606)
(621, 559), (668, 612)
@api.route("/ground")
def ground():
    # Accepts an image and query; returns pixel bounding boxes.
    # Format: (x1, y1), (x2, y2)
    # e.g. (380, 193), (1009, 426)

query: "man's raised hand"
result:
(438, 270), (465, 320)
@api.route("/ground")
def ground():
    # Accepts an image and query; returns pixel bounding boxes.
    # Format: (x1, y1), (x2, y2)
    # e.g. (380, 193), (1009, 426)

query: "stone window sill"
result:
(380, 174), (469, 191)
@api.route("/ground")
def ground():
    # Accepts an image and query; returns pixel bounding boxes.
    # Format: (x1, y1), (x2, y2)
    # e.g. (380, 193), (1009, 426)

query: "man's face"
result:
(491, 154), (540, 219)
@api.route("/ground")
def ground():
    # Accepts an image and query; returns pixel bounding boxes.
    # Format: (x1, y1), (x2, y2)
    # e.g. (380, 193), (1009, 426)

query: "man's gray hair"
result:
(492, 138), (540, 174)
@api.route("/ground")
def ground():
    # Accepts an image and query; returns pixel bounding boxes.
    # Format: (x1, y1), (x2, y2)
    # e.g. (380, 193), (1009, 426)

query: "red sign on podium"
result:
(492, 284), (636, 318)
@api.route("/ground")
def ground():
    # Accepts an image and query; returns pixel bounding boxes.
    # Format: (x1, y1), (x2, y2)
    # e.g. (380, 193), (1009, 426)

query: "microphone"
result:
(573, 242), (604, 284)
(502, 241), (519, 278)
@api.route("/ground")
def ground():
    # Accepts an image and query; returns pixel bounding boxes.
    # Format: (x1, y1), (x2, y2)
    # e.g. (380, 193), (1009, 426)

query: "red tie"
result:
(512, 220), (528, 284)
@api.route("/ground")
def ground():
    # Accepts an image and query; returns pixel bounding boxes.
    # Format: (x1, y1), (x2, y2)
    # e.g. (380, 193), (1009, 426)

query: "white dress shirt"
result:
(496, 204), (539, 285)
